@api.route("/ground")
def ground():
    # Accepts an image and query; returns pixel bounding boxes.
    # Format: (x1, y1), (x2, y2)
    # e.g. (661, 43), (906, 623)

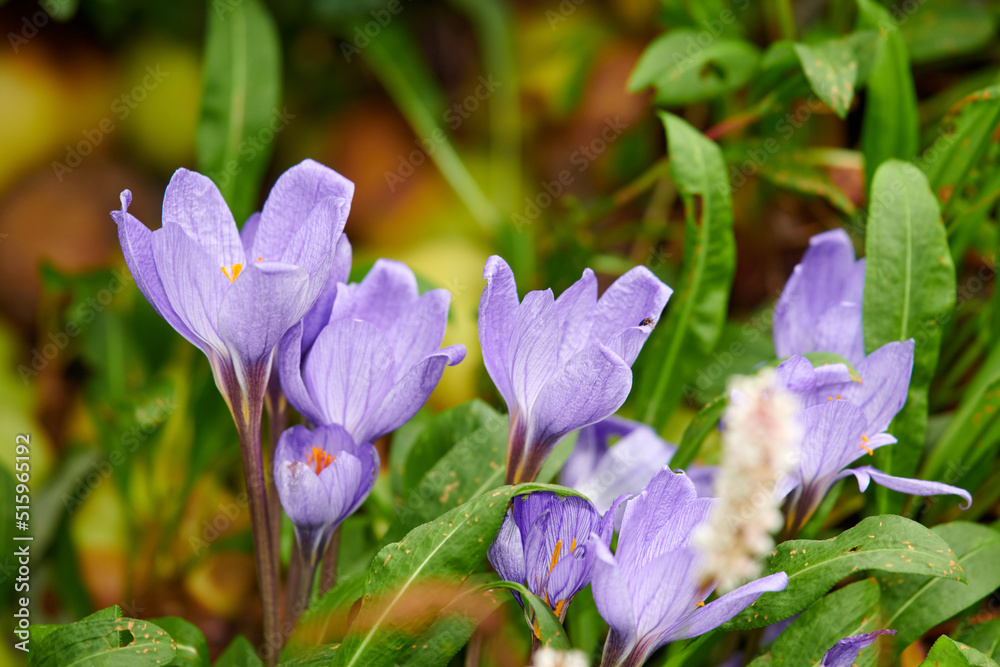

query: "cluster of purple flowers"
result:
(114, 161), (969, 664)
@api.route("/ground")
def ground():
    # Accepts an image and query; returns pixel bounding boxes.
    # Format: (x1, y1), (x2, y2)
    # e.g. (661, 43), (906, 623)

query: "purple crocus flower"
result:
(279, 259), (466, 442)
(488, 492), (622, 624)
(773, 352), (971, 530)
(112, 160), (352, 419)
(591, 468), (788, 667)
(774, 229), (866, 366)
(274, 424), (378, 559)
(560, 416), (714, 514)
(821, 629), (896, 667)
(479, 256), (672, 484)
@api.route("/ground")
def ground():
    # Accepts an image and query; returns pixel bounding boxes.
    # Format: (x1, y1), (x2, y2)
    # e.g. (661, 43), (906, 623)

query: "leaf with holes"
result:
(628, 30), (761, 106)
(153, 617), (208, 666)
(722, 515), (962, 631)
(30, 614), (176, 667)
(634, 112), (735, 431)
(879, 522), (1000, 649)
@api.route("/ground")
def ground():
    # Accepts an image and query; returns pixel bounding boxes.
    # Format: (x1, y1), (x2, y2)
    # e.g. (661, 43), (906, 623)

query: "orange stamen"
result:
(256, 256), (263, 262)
(306, 446), (335, 475)
(570, 538), (577, 552)
(549, 540), (563, 574)
(696, 600), (706, 607)
(858, 434), (873, 456)
(221, 263), (243, 282)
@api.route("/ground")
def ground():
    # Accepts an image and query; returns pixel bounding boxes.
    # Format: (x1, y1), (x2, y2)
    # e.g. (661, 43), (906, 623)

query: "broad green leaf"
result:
(920, 86), (1000, 220)
(153, 617), (208, 667)
(282, 570), (366, 657)
(755, 148), (857, 214)
(31, 615), (176, 667)
(196, 0), (281, 225)
(863, 160), (955, 510)
(748, 579), (883, 666)
(901, 1), (997, 64)
(635, 112), (736, 431)
(215, 635), (263, 667)
(670, 394), (726, 471)
(959, 618), (1000, 660)
(793, 36), (862, 118)
(880, 522), (1000, 649)
(857, 0), (919, 191)
(337, 483), (576, 667)
(919, 636), (1000, 667)
(487, 581), (571, 651)
(401, 400), (506, 498)
(723, 515), (962, 630)
(628, 30), (761, 105)
(392, 404), (507, 536)
(390, 410), (432, 503)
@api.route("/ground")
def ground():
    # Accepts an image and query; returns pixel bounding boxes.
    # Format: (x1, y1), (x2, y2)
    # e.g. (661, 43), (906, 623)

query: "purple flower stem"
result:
(319, 524), (342, 596)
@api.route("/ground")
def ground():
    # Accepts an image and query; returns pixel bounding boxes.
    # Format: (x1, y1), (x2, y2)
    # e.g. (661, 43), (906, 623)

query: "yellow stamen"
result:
(827, 395), (842, 401)
(696, 600), (706, 607)
(859, 434), (873, 456)
(306, 446), (336, 475)
(570, 538), (577, 552)
(554, 599), (566, 617)
(549, 540), (563, 574)
(221, 263), (243, 282)
(256, 256), (263, 262)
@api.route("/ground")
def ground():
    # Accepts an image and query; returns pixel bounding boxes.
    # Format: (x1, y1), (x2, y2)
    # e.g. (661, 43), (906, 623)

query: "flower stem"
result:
(318, 525), (342, 596)
(288, 531), (322, 630)
(265, 383), (288, 580)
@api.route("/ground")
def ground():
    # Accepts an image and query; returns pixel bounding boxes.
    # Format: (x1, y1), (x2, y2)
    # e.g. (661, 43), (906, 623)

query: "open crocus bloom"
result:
(774, 229), (866, 366)
(561, 416), (714, 514)
(489, 492), (622, 625)
(279, 259), (465, 443)
(274, 424), (378, 558)
(592, 468), (788, 667)
(479, 256), (672, 484)
(112, 160), (352, 419)
(773, 352), (971, 530)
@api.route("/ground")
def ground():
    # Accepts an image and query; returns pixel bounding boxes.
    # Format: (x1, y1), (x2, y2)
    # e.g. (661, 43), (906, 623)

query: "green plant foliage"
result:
(919, 635), (1000, 667)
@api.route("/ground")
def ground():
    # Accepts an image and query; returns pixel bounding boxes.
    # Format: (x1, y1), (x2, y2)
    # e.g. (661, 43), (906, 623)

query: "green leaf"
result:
(857, 0), (919, 191)
(670, 394), (726, 471)
(215, 635), (263, 667)
(196, 0), (281, 225)
(392, 403), (507, 536)
(863, 160), (956, 510)
(487, 581), (571, 651)
(723, 515), (963, 631)
(282, 570), (366, 657)
(919, 636), (1000, 667)
(748, 579), (883, 666)
(337, 483), (577, 667)
(901, 1), (997, 64)
(958, 618), (1000, 660)
(628, 30), (761, 105)
(30, 615), (176, 667)
(153, 617), (208, 667)
(793, 36), (862, 118)
(880, 522), (1000, 649)
(634, 112), (736, 431)
(755, 147), (857, 215)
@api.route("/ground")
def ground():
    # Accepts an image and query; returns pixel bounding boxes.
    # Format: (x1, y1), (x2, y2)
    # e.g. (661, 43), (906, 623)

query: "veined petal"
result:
(796, 401), (869, 485)
(330, 258), (419, 331)
(353, 344), (466, 444)
(840, 340), (914, 434)
(529, 343), (633, 454)
(240, 212), (260, 254)
(603, 326), (652, 367)
(254, 159), (353, 262)
(774, 355), (853, 408)
(510, 289), (562, 414)
(813, 301), (865, 366)
(301, 234), (352, 352)
(590, 265), (672, 345)
(317, 450), (366, 525)
(552, 268), (598, 365)
(842, 466), (972, 508)
(276, 322), (325, 426)
(560, 416), (640, 490)
(631, 547), (700, 642)
(488, 511), (527, 597)
(112, 190), (199, 347)
(218, 261), (311, 372)
(302, 318), (397, 436)
(151, 222), (230, 355)
(479, 256), (521, 409)
(161, 168), (243, 267)
(592, 540), (638, 667)
(281, 196), (347, 279)
(821, 629), (895, 667)
(573, 426), (675, 514)
(667, 571), (788, 641)
(388, 289), (451, 372)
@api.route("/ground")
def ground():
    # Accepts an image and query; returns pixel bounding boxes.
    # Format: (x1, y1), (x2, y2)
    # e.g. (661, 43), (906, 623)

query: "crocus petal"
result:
(479, 256), (520, 408)
(353, 345), (466, 444)
(551, 268), (598, 365)
(151, 222), (230, 355)
(667, 571), (789, 641)
(254, 159), (353, 263)
(592, 540), (638, 667)
(821, 629), (896, 667)
(300, 235), (352, 352)
(277, 323), (325, 425)
(812, 302), (865, 366)
(302, 318), (397, 435)
(218, 262), (311, 378)
(161, 168), (244, 267)
(240, 212), (260, 254)
(774, 355), (852, 408)
(389, 289), (451, 372)
(330, 258), (420, 332)
(112, 191), (199, 347)
(317, 450), (365, 524)
(631, 548), (700, 642)
(842, 466), (972, 508)
(573, 426), (675, 514)
(840, 340), (914, 434)
(795, 401), (869, 485)
(488, 511), (527, 595)
(590, 265), (673, 344)
(560, 416), (639, 489)
(510, 289), (561, 413)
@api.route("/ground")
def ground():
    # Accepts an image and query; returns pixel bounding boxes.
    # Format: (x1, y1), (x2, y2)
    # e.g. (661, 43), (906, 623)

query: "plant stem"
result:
(318, 525), (342, 596)
(265, 382), (287, 583)
(288, 531), (322, 630)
